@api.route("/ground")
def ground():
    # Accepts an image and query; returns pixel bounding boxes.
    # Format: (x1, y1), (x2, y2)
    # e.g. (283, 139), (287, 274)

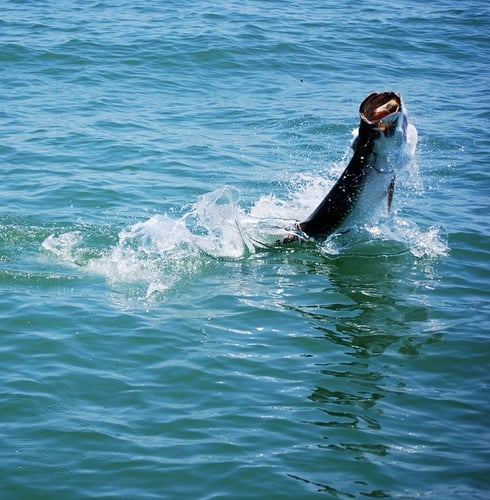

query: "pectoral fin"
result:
(387, 176), (395, 213)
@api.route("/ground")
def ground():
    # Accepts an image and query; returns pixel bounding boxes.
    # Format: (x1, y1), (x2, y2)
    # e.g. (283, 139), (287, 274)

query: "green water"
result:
(1, 0), (489, 498)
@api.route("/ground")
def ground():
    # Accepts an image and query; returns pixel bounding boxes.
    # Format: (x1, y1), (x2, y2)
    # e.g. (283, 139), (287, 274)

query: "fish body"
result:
(291, 92), (417, 241)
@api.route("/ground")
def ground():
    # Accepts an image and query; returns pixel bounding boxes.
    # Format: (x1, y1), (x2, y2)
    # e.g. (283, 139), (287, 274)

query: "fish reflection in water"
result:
(284, 252), (443, 496)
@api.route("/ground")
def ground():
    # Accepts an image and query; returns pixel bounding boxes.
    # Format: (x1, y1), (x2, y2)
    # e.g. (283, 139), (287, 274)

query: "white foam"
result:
(41, 158), (448, 299)
(186, 187), (255, 258)
(42, 231), (83, 264)
(392, 219), (449, 258)
(86, 214), (201, 295)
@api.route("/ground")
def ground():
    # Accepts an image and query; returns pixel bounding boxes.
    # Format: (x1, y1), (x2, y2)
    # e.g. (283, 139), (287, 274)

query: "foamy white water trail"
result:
(42, 160), (448, 300)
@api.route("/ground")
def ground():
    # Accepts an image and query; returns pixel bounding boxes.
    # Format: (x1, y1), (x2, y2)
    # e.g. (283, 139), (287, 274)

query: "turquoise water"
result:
(1, 0), (489, 498)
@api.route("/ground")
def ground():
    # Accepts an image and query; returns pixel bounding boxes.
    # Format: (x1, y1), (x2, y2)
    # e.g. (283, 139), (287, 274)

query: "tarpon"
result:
(282, 92), (417, 243)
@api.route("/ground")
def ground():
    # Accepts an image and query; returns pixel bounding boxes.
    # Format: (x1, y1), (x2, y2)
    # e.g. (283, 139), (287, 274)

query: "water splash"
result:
(185, 187), (255, 258)
(318, 220), (449, 258)
(42, 167), (448, 299)
(42, 187), (252, 299)
(42, 231), (85, 264)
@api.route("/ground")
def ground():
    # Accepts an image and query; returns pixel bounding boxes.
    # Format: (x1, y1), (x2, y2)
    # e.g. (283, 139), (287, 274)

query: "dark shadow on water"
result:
(281, 249), (444, 497)
(285, 251), (442, 357)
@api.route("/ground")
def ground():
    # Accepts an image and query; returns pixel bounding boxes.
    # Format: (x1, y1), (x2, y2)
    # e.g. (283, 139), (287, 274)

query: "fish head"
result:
(358, 91), (417, 171)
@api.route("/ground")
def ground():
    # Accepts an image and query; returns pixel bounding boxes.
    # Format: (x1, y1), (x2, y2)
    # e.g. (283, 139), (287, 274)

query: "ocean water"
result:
(1, 0), (489, 498)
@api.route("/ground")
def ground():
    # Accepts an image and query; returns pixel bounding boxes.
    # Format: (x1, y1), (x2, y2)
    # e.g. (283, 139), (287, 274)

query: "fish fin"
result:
(387, 176), (395, 213)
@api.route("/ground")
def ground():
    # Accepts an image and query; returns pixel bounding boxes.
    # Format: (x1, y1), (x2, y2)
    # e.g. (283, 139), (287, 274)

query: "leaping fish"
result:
(281, 92), (418, 243)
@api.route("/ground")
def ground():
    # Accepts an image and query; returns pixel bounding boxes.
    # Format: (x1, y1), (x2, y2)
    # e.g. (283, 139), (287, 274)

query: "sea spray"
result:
(42, 168), (448, 299)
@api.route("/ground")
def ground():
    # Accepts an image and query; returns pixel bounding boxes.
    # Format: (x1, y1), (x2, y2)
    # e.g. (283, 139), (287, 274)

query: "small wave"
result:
(42, 231), (84, 264)
(318, 221), (449, 259)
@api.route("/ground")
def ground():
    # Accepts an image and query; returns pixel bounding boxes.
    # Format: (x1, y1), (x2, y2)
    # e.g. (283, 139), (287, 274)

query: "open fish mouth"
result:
(360, 92), (402, 134)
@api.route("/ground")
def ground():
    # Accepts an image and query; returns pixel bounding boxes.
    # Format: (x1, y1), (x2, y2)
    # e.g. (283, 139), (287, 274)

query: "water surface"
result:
(1, 1), (489, 498)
